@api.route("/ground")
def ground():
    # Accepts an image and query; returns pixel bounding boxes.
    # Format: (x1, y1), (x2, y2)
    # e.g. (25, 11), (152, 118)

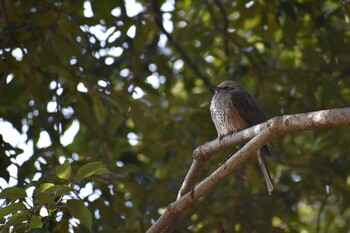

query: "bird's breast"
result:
(210, 92), (248, 137)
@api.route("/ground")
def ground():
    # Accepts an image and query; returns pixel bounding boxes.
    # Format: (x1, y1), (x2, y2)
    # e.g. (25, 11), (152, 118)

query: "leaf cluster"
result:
(0, 0), (350, 232)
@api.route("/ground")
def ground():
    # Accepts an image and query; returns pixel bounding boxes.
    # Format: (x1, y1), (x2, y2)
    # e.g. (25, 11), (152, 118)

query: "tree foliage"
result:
(1, 0), (350, 232)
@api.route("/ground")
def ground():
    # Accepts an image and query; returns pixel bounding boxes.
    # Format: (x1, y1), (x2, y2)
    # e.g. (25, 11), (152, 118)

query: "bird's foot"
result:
(218, 130), (236, 142)
(228, 130), (235, 135)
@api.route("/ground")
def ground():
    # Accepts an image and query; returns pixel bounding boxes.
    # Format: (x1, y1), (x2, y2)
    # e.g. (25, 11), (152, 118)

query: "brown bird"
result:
(210, 80), (273, 194)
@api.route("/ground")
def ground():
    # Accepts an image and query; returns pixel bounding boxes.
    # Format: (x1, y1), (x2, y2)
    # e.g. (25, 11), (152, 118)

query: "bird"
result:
(210, 80), (273, 194)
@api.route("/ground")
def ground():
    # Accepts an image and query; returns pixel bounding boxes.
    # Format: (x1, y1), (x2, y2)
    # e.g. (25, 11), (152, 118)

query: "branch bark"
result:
(146, 107), (350, 233)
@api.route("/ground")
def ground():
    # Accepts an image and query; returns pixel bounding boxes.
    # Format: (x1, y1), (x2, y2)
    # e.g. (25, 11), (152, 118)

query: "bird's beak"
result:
(210, 85), (220, 91)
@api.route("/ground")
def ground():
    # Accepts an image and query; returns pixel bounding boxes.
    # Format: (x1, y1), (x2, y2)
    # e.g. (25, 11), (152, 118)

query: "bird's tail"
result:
(257, 150), (273, 195)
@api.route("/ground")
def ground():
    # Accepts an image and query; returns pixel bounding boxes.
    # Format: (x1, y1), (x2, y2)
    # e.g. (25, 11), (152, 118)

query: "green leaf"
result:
(66, 199), (92, 231)
(29, 214), (43, 228)
(6, 211), (29, 226)
(93, 167), (112, 175)
(34, 192), (53, 203)
(56, 160), (72, 180)
(34, 183), (55, 196)
(34, 192), (57, 212)
(106, 112), (124, 136)
(75, 94), (93, 127)
(91, 92), (106, 125)
(45, 185), (73, 198)
(75, 162), (107, 182)
(0, 202), (25, 218)
(0, 187), (27, 199)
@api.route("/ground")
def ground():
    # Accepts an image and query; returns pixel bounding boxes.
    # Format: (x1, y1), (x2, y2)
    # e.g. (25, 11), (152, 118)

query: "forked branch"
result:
(146, 107), (350, 233)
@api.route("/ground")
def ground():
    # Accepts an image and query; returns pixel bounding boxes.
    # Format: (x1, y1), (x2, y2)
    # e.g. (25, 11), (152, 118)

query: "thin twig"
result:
(316, 171), (332, 233)
(212, 0), (230, 72)
(316, 190), (329, 233)
(151, 0), (213, 88)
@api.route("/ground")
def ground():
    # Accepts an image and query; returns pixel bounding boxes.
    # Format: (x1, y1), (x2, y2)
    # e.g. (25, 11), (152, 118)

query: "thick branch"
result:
(147, 107), (350, 233)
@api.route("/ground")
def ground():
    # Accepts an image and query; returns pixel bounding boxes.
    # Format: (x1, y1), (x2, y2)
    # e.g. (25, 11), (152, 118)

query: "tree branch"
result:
(146, 107), (350, 233)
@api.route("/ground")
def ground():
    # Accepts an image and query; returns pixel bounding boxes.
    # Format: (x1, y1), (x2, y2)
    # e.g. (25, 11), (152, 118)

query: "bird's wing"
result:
(230, 89), (267, 126)
(231, 89), (271, 156)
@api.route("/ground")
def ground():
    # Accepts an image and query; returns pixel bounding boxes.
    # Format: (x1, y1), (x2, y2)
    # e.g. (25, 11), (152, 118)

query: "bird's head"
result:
(210, 80), (242, 92)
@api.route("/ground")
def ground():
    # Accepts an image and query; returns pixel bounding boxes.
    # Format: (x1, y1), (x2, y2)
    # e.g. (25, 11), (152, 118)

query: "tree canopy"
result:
(1, 0), (350, 232)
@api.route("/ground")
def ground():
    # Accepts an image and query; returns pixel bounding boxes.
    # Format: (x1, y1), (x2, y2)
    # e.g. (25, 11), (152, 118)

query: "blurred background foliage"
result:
(1, 0), (350, 232)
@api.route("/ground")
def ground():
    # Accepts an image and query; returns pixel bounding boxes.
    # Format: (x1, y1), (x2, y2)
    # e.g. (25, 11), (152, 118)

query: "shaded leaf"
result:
(66, 199), (92, 231)
(29, 215), (43, 229)
(6, 211), (29, 227)
(91, 92), (106, 125)
(56, 160), (72, 180)
(0, 187), (27, 199)
(0, 202), (26, 218)
(74, 94), (93, 127)
(45, 185), (73, 198)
